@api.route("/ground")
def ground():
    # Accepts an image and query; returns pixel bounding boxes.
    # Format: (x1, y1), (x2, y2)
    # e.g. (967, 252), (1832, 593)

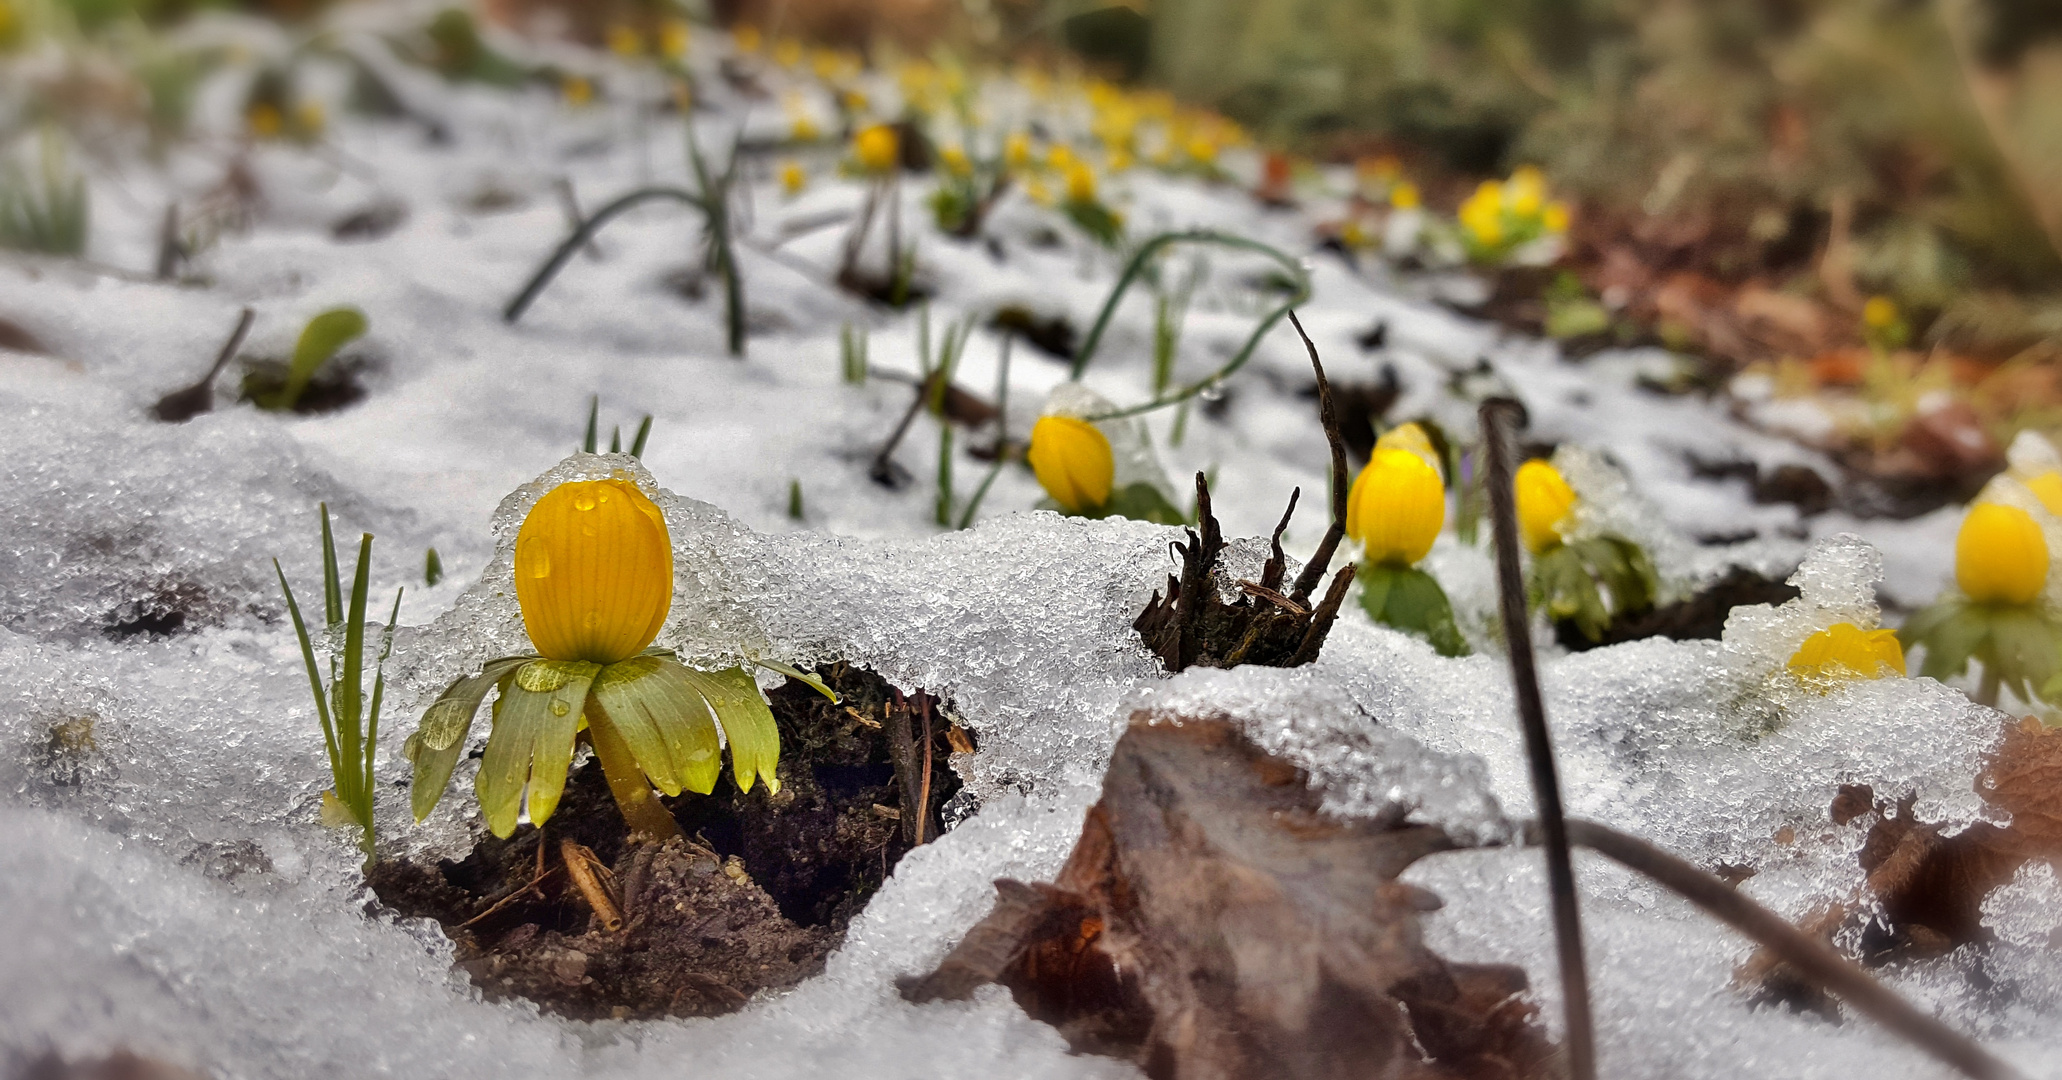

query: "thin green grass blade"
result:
(583, 395), (599, 453)
(319, 503), (342, 628)
(630, 416), (653, 458)
(336, 533), (373, 806)
(610, 425), (622, 453)
(275, 560), (342, 785)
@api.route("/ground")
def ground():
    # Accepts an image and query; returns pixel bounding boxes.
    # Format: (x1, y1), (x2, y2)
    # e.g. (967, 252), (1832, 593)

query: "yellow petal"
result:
(2027, 471), (2062, 516)
(516, 477), (674, 663)
(1788, 622), (1906, 681)
(1956, 502), (2048, 605)
(1350, 448), (1445, 567)
(855, 124), (899, 173)
(1027, 416), (1113, 514)
(1515, 459), (1577, 554)
(1065, 161), (1096, 204)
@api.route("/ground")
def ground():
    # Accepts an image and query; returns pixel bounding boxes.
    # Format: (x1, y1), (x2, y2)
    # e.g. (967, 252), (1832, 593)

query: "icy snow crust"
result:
(2, 9), (2058, 1078)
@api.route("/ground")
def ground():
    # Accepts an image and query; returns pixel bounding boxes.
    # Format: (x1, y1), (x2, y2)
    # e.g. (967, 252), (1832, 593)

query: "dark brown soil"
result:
(1554, 565), (1800, 652)
(367, 663), (968, 1021)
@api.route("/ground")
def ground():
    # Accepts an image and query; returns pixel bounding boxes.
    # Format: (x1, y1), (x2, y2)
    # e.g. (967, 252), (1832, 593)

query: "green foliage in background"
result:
(1139, 0), (2062, 328)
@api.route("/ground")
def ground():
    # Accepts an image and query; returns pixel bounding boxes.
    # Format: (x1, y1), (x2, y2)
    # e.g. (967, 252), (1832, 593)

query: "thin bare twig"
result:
(1286, 310), (1349, 605)
(561, 838), (624, 933)
(1551, 819), (2020, 1080)
(1480, 397), (1596, 1080)
(151, 306), (255, 422)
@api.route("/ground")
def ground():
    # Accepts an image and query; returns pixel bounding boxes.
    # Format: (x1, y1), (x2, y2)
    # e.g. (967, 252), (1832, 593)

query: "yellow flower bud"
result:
(1788, 622), (1906, 680)
(1185, 134), (1217, 164)
(1064, 161), (1096, 204)
(1027, 415), (1113, 513)
(1542, 201), (1571, 233)
(1956, 502), (2048, 605)
(1515, 459), (1576, 554)
(1507, 165), (1545, 216)
(1004, 131), (1032, 171)
(516, 478), (674, 664)
(779, 159), (805, 195)
(2027, 471), (2062, 516)
(247, 102), (283, 139)
(607, 24), (643, 57)
(1862, 295), (1899, 330)
(855, 123), (899, 173)
(1347, 448), (1445, 567)
(658, 19), (690, 59)
(940, 144), (971, 177)
(790, 113), (819, 142)
(1047, 143), (1076, 173)
(1390, 181), (1420, 210)
(560, 75), (593, 107)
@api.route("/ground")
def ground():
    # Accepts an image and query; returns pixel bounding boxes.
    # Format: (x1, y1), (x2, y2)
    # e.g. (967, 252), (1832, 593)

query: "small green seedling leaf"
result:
(424, 547), (442, 586)
(275, 307), (368, 411)
(750, 657), (839, 702)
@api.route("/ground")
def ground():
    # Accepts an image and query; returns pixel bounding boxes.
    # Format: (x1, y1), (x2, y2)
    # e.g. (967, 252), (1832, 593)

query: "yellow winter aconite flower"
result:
(1542, 201), (1571, 233)
(1863, 295), (1899, 330)
(1347, 448), (1445, 567)
(516, 478), (674, 664)
(1047, 143), (1076, 173)
(561, 75), (593, 106)
(1390, 182), (1421, 210)
(1064, 161), (1096, 204)
(247, 102), (283, 139)
(1956, 502), (2048, 606)
(1788, 623), (1907, 680)
(855, 124), (899, 173)
(607, 24), (643, 57)
(1507, 165), (1545, 216)
(658, 19), (690, 59)
(1185, 133), (1218, 164)
(779, 159), (806, 195)
(1027, 415), (1113, 514)
(790, 113), (819, 142)
(939, 145), (971, 177)
(1004, 131), (1032, 171)
(2028, 471), (2062, 516)
(1515, 459), (1577, 553)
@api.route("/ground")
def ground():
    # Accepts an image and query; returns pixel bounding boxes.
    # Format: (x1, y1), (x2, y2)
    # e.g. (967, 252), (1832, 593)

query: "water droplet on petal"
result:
(574, 493), (597, 511)
(550, 699), (570, 716)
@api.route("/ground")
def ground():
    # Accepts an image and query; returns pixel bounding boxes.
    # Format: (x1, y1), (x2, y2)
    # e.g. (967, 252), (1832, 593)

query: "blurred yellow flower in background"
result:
(1027, 416), (1113, 514)
(1515, 459), (1577, 553)
(1956, 502), (2048, 605)
(855, 124), (899, 173)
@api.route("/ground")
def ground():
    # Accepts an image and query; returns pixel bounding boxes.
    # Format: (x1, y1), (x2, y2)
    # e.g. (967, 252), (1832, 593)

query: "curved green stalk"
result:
(502, 186), (709, 324)
(1067, 229), (1310, 421)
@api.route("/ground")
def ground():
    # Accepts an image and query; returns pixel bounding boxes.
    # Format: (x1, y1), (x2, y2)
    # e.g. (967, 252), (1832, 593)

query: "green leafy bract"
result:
(404, 656), (528, 821)
(1360, 562), (1469, 657)
(1903, 597), (2062, 704)
(677, 665), (784, 796)
(475, 659), (598, 838)
(1530, 535), (1658, 643)
(589, 655), (724, 797)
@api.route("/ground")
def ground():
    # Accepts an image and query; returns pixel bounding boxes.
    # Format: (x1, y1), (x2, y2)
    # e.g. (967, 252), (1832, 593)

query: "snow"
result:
(1, 6), (2055, 1078)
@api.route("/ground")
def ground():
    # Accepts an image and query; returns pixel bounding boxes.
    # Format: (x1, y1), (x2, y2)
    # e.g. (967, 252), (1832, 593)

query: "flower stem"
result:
(584, 695), (684, 841)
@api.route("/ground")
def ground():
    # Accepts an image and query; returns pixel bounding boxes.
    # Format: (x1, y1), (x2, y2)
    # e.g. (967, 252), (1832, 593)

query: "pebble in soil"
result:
(367, 665), (966, 1020)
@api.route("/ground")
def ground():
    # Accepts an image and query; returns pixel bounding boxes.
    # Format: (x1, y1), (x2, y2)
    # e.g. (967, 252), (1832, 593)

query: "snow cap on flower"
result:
(1515, 458), (1576, 553)
(1956, 502), (2048, 606)
(1374, 421), (1442, 478)
(516, 476), (673, 664)
(1347, 448), (1445, 567)
(1028, 416), (1113, 514)
(1787, 622), (1906, 681)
